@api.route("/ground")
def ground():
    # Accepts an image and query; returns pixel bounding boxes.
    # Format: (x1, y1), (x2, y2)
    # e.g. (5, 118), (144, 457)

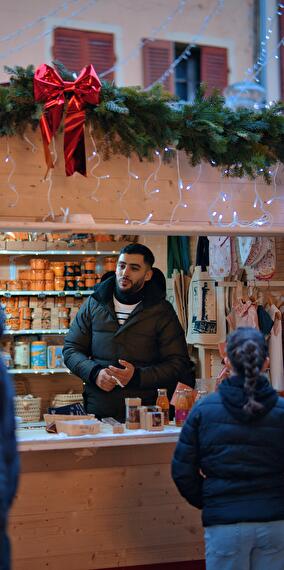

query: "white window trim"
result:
(44, 17), (124, 85)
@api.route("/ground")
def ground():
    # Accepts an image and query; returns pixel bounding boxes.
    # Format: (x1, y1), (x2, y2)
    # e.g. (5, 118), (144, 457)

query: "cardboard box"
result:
(55, 419), (101, 436)
(6, 240), (46, 251)
(94, 241), (128, 252)
(45, 241), (69, 251)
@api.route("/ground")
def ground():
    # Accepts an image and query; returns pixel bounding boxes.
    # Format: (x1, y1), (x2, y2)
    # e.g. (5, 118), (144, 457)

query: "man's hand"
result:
(108, 359), (135, 387)
(95, 369), (117, 392)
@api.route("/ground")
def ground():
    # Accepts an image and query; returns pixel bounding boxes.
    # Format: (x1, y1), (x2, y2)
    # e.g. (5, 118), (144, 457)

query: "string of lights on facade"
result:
(145, 0), (225, 90)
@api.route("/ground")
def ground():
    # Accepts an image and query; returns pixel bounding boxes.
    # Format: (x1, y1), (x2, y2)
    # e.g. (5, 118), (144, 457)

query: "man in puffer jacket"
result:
(172, 327), (284, 570)
(63, 243), (195, 421)
(0, 308), (19, 570)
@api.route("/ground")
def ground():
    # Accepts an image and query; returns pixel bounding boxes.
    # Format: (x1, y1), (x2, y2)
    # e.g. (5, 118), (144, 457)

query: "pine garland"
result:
(1, 63), (284, 183)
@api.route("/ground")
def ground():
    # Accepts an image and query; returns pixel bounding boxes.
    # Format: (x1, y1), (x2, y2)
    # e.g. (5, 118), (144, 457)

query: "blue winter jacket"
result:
(172, 374), (284, 527)
(0, 310), (19, 525)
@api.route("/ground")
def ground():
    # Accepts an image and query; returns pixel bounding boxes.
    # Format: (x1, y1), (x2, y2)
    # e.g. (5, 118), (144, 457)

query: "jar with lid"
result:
(156, 388), (170, 425)
(175, 389), (191, 427)
(125, 397), (142, 429)
(14, 341), (30, 369)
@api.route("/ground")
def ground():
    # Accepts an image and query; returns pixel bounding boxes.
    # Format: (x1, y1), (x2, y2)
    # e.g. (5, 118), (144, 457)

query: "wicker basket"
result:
(14, 395), (41, 422)
(52, 393), (83, 408)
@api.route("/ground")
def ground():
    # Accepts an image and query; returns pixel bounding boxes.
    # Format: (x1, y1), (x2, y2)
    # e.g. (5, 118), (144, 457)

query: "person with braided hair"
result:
(172, 327), (284, 570)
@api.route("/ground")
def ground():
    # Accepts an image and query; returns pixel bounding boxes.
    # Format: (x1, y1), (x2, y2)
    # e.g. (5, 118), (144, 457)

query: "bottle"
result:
(175, 389), (190, 427)
(156, 388), (170, 425)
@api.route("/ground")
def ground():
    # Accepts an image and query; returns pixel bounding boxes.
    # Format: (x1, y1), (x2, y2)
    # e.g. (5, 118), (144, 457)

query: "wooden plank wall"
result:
(0, 132), (284, 234)
(9, 444), (204, 570)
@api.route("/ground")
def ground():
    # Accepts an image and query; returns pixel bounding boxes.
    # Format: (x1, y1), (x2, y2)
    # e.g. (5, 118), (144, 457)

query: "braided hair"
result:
(226, 327), (268, 416)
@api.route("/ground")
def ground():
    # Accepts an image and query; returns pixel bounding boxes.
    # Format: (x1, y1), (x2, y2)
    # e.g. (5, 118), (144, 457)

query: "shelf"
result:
(4, 329), (69, 335)
(0, 250), (120, 256)
(9, 368), (70, 374)
(0, 290), (93, 297)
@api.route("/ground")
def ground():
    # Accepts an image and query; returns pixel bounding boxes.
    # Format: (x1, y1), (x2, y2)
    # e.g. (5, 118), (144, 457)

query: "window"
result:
(174, 44), (200, 102)
(142, 40), (228, 99)
(53, 27), (115, 81)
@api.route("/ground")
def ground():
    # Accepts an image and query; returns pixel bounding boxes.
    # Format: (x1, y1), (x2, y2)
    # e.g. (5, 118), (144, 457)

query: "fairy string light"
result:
(23, 134), (37, 153)
(42, 139), (57, 220)
(168, 152), (203, 225)
(88, 129), (110, 201)
(4, 141), (19, 208)
(0, 0), (79, 43)
(143, 150), (162, 197)
(244, 2), (284, 83)
(145, 0), (224, 90)
(208, 174), (273, 228)
(0, 0), (99, 61)
(120, 157), (140, 224)
(100, 0), (188, 78)
(264, 163), (283, 205)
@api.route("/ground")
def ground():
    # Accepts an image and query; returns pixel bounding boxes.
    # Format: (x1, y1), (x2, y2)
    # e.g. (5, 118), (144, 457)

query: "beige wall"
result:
(0, 0), (255, 87)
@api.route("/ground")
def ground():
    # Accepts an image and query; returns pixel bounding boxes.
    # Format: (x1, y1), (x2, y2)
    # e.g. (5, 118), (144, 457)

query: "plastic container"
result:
(54, 277), (65, 291)
(103, 257), (117, 272)
(30, 258), (46, 270)
(30, 341), (47, 369)
(74, 276), (85, 290)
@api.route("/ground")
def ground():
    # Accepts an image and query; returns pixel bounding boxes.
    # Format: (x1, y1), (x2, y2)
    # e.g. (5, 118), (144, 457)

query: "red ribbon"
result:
(34, 63), (101, 177)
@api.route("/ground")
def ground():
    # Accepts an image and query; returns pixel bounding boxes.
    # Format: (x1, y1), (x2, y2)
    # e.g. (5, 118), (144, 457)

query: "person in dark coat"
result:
(0, 309), (19, 570)
(63, 243), (195, 421)
(172, 327), (284, 570)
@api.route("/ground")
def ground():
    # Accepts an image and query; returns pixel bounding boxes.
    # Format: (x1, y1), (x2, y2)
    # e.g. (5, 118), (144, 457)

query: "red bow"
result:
(34, 63), (101, 177)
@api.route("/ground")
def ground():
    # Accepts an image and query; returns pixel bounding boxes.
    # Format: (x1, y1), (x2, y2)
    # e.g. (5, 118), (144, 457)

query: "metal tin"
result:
(47, 345), (64, 369)
(30, 341), (47, 369)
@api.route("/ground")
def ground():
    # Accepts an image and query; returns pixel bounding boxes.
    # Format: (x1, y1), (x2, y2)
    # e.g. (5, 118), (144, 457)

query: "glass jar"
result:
(156, 388), (170, 425)
(175, 389), (190, 427)
(125, 397), (142, 429)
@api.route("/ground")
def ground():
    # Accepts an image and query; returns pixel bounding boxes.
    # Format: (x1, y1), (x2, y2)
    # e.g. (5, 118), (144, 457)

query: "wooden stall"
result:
(10, 429), (204, 570)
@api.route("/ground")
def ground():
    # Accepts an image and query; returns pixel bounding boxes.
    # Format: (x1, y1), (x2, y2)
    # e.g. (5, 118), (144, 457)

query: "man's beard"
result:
(117, 277), (145, 294)
(116, 277), (145, 295)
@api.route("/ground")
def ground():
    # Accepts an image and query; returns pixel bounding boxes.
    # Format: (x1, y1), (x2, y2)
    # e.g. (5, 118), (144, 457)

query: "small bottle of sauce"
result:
(156, 388), (170, 425)
(175, 389), (190, 427)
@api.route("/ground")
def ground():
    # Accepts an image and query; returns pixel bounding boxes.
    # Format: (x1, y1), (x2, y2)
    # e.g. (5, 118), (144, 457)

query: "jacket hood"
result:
(92, 274), (166, 307)
(219, 374), (278, 422)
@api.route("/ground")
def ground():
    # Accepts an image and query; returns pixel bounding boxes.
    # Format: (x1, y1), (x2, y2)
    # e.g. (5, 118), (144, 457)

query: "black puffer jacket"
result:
(172, 374), (284, 527)
(63, 276), (195, 420)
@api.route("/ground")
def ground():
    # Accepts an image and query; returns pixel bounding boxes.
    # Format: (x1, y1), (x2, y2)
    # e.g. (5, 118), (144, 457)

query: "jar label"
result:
(175, 409), (189, 425)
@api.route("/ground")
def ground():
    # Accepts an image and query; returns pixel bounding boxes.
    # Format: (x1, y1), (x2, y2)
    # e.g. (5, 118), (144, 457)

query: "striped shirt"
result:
(113, 296), (140, 326)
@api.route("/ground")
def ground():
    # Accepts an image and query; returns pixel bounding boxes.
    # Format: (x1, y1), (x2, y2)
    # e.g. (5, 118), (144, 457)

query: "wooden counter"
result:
(10, 425), (204, 570)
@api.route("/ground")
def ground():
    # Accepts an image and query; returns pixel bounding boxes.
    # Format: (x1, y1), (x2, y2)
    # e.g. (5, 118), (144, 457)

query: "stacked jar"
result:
(29, 258), (49, 291)
(82, 258), (96, 289)
(50, 262), (65, 291)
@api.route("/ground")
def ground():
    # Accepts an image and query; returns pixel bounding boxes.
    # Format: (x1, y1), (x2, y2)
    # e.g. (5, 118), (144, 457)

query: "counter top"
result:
(17, 422), (182, 452)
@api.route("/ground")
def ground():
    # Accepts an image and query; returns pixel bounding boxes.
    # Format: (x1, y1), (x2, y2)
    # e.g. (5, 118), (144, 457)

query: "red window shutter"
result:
(280, 14), (284, 101)
(53, 28), (115, 81)
(142, 39), (174, 93)
(200, 46), (228, 95)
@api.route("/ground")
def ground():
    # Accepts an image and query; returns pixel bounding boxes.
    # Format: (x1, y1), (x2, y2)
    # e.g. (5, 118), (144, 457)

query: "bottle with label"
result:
(175, 389), (190, 427)
(156, 388), (170, 425)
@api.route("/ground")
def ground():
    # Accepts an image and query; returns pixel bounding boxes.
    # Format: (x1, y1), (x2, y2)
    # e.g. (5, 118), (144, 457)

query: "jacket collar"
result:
(219, 374), (278, 422)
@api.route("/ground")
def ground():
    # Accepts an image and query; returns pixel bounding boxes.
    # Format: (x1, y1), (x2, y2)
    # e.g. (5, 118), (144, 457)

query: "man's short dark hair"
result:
(119, 243), (155, 267)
